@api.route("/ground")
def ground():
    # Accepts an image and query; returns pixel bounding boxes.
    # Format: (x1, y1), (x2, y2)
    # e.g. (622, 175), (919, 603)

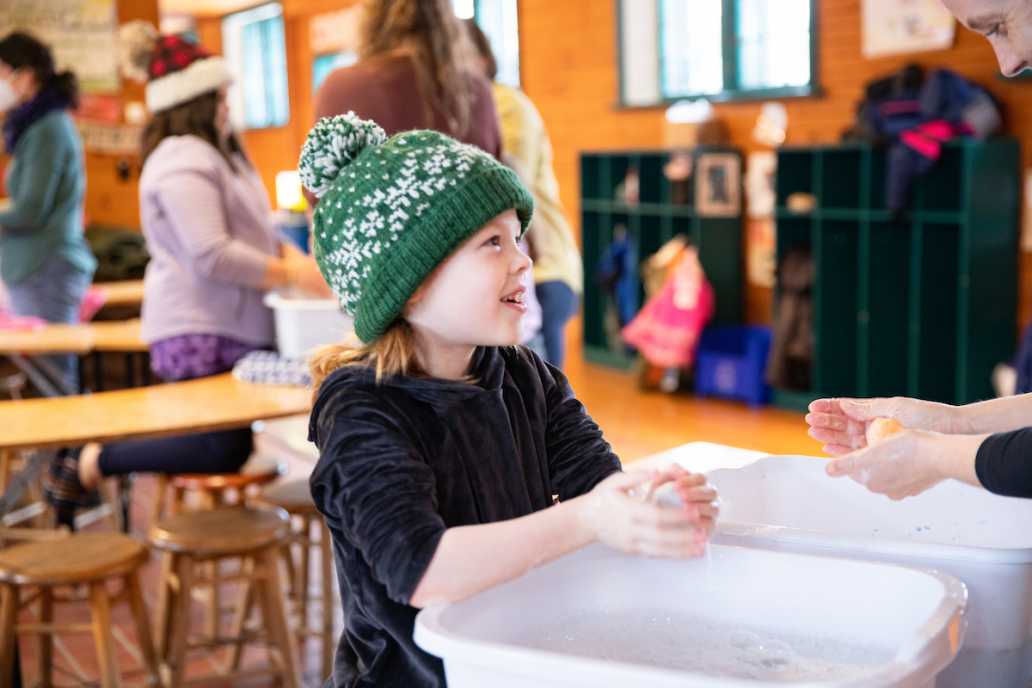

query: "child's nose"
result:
(512, 247), (532, 273)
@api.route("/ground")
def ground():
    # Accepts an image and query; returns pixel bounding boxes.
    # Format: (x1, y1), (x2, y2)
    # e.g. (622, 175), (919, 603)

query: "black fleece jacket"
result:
(308, 346), (621, 687)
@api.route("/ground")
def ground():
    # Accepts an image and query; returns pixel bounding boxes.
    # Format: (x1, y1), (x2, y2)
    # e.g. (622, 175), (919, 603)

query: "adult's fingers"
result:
(825, 444), (883, 478)
(808, 426), (866, 452)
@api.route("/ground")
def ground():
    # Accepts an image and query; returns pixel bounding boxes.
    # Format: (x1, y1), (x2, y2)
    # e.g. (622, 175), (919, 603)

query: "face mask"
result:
(0, 79), (17, 113)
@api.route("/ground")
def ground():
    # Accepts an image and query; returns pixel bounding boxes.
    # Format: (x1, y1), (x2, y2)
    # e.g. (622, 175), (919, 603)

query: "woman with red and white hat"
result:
(45, 22), (329, 517)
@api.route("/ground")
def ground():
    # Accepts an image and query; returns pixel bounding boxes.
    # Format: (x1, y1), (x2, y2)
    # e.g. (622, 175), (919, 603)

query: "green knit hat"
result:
(298, 113), (534, 343)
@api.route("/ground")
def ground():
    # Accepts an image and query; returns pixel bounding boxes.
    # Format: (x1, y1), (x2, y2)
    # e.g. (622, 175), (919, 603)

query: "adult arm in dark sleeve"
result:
(976, 428), (1032, 498)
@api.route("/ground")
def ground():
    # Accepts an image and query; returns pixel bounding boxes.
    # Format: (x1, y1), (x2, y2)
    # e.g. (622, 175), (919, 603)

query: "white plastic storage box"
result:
(415, 543), (965, 688)
(637, 443), (1032, 688)
(264, 291), (353, 358)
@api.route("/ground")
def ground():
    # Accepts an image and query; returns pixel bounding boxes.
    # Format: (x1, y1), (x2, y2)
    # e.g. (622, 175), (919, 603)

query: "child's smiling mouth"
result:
(501, 287), (527, 312)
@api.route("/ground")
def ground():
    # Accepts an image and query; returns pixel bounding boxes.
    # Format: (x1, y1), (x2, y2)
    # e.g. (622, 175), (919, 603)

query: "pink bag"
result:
(621, 247), (714, 369)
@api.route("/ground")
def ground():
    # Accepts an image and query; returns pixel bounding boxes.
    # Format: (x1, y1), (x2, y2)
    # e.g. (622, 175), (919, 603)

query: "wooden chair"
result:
(149, 505), (299, 688)
(0, 531), (160, 688)
(250, 479), (337, 678)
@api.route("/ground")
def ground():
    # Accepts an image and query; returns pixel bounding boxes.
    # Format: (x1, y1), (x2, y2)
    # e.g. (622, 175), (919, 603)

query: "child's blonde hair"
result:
(309, 319), (426, 395)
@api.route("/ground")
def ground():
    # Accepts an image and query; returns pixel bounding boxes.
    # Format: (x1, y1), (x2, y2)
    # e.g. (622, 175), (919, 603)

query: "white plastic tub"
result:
(264, 291), (353, 358)
(415, 543), (965, 687)
(636, 442), (1032, 687)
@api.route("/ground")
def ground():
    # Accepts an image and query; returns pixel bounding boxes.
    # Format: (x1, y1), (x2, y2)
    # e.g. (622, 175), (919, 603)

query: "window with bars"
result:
(621, 0), (816, 106)
(455, 0), (520, 87)
(222, 3), (290, 130)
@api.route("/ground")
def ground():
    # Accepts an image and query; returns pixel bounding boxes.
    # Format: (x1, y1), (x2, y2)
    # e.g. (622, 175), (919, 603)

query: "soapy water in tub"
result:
(522, 612), (889, 681)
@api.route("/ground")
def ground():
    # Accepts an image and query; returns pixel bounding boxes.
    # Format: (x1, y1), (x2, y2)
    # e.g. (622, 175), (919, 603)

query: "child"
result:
(301, 114), (719, 688)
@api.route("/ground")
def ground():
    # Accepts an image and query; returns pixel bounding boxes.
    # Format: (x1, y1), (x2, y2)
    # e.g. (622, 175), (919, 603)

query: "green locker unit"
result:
(580, 149), (744, 369)
(772, 139), (1019, 411)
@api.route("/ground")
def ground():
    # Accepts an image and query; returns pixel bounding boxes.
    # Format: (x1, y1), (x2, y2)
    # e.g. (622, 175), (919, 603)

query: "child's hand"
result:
(646, 464), (719, 536)
(578, 470), (712, 559)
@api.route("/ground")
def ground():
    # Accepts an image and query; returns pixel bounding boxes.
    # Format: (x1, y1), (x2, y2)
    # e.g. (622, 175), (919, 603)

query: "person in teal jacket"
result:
(0, 32), (96, 391)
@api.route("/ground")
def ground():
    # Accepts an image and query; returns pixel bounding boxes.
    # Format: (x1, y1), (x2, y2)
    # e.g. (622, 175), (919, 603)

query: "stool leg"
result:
(170, 486), (185, 516)
(258, 547), (300, 688)
(1, 584), (19, 686)
(299, 516), (312, 632)
(151, 476), (168, 525)
(167, 556), (194, 688)
(154, 552), (175, 660)
(0, 448), (12, 495)
(199, 490), (221, 646)
(227, 558), (256, 671)
(319, 518), (336, 679)
(125, 574), (161, 685)
(204, 564), (220, 644)
(88, 581), (121, 688)
(281, 536), (298, 602)
(38, 587), (53, 688)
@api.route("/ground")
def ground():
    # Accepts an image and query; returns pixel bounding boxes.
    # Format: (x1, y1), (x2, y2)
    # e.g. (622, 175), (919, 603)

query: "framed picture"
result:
(695, 153), (741, 217)
(862, 0), (955, 58)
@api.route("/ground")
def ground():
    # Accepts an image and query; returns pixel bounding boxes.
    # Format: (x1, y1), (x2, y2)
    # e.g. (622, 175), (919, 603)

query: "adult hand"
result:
(825, 429), (944, 500)
(293, 257), (334, 298)
(281, 243), (333, 298)
(806, 397), (962, 456)
(578, 469), (714, 558)
(825, 430), (984, 500)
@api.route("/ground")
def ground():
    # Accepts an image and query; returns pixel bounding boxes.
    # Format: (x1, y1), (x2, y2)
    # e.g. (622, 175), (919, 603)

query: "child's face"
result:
(406, 210), (531, 349)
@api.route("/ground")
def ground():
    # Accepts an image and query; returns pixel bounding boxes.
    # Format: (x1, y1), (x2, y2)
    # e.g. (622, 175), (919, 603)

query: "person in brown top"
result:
(313, 0), (501, 158)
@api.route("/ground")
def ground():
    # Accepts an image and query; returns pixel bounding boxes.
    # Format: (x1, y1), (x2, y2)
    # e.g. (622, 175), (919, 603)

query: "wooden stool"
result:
(0, 532), (160, 688)
(150, 455), (286, 642)
(149, 506), (300, 688)
(151, 454), (286, 521)
(253, 479), (336, 678)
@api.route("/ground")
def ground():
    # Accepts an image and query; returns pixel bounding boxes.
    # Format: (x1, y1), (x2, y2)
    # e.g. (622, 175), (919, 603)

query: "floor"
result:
(7, 335), (820, 686)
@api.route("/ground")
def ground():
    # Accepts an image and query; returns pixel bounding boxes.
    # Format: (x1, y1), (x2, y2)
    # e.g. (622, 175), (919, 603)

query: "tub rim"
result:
(413, 543), (968, 688)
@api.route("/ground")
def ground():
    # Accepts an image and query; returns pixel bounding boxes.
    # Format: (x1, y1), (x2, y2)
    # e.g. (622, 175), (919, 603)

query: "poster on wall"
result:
(745, 152), (777, 219)
(0, 0), (119, 94)
(862, 0), (955, 58)
(77, 121), (142, 155)
(747, 218), (776, 288)
(310, 6), (362, 55)
(695, 153), (741, 217)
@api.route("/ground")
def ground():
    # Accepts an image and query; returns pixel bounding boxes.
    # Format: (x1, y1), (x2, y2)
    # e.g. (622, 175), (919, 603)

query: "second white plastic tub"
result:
(415, 543), (965, 687)
(636, 442), (1032, 688)
(264, 291), (353, 358)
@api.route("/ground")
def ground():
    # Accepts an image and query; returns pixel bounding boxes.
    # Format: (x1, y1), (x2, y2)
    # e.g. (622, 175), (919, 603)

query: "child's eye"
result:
(484, 235), (502, 248)
(987, 23), (1003, 38)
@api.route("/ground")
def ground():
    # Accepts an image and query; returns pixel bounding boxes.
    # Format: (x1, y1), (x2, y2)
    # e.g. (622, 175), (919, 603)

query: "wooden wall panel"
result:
(520, 0), (1032, 334)
(60, 0), (1032, 335)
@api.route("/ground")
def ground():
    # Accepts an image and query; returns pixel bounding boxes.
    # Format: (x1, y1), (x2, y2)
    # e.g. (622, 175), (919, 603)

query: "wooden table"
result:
(0, 373), (309, 688)
(0, 319), (145, 356)
(0, 373), (310, 529)
(93, 280), (145, 309)
(0, 373), (310, 453)
(0, 320), (146, 395)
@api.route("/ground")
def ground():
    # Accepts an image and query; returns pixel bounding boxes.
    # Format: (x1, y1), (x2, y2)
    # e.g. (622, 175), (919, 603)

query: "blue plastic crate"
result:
(694, 326), (772, 407)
